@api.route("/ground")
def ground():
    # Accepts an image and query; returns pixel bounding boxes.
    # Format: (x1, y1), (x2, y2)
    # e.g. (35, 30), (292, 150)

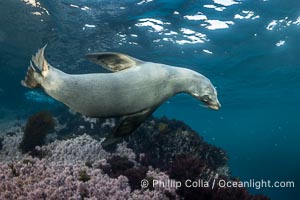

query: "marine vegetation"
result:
(0, 137), (3, 151)
(56, 110), (228, 170)
(100, 155), (148, 190)
(78, 169), (91, 182)
(0, 109), (270, 199)
(167, 154), (270, 200)
(19, 111), (55, 154)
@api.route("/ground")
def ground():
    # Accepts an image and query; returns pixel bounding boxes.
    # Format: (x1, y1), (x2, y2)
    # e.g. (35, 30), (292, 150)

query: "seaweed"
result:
(100, 156), (147, 190)
(85, 160), (93, 168)
(106, 156), (135, 177)
(0, 137), (3, 151)
(123, 167), (148, 190)
(78, 169), (91, 182)
(51, 109), (268, 199)
(168, 154), (206, 182)
(19, 111), (55, 154)
(22, 159), (35, 165)
(167, 155), (269, 200)
(8, 163), (19, 177)
(6, 132), (16, 136)
(127, 117), (228, 171)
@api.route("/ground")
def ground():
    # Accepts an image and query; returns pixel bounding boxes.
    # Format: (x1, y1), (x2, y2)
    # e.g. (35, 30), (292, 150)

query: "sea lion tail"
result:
(21, 45), (49, 88)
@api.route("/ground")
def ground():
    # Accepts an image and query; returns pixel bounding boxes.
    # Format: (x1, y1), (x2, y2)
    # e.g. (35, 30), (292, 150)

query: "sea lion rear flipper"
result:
(101, 107), (156, 151)
(31, 44), (50, 74)
(21, 45), (49, 88)
(85, 52), (144, 72)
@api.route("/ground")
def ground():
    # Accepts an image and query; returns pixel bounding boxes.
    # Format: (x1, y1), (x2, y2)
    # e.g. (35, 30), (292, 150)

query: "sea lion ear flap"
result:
(85, 52), (144, 72)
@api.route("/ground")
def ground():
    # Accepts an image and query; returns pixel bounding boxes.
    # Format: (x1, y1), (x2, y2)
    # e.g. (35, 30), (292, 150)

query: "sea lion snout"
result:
(196, 89), (221, 110)
(207, 101), (221, 110)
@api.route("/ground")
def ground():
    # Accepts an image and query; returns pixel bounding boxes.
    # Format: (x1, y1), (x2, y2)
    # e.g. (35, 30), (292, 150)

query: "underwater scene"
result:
(0, 0), (299, 199)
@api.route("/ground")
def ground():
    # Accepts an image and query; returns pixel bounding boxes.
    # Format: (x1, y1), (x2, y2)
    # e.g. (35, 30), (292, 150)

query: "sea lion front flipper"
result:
(85, 52), (144, 72)
(101, 107), (156, 151)
(114, 108), (154, 137)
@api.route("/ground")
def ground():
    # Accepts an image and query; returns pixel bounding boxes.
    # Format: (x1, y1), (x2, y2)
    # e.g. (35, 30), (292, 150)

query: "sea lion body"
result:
(21, 46), (220, 146)
(45, 63), (191, 117)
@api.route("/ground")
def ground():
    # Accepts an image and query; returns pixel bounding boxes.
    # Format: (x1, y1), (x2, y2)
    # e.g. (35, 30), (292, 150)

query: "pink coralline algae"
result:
(0, 159), (175, 199)
(0, 133), (177, 199)
(0, 110), (270, 200)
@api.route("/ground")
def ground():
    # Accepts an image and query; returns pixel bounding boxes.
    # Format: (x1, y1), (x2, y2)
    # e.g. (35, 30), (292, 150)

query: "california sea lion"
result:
(21, 46), (221, 146)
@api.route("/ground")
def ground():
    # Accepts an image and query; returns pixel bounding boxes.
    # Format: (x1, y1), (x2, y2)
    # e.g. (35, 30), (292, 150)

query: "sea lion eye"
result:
(202, 95), (210, 102)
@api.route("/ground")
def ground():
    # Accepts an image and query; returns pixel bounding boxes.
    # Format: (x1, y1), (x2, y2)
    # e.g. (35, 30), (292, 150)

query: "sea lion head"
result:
(190, 77), (221, 110)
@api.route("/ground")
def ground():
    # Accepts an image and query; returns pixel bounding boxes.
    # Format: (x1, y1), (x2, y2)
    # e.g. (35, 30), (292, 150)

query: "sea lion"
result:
(21, 45), (221, 146)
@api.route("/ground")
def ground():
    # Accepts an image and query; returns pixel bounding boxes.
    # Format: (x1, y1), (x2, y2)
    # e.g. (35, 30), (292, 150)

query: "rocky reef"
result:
(0, 109), (270, 200)
(19, 111), (55, 154)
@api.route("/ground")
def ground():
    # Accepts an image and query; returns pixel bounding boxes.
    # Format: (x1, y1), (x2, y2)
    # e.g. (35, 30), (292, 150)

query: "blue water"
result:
(0, 0), (299, 199)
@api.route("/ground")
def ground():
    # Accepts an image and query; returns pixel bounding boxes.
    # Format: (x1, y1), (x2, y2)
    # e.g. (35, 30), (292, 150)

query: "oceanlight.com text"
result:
(217, 179), (295, 189)
(141, 179), (295, 190)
